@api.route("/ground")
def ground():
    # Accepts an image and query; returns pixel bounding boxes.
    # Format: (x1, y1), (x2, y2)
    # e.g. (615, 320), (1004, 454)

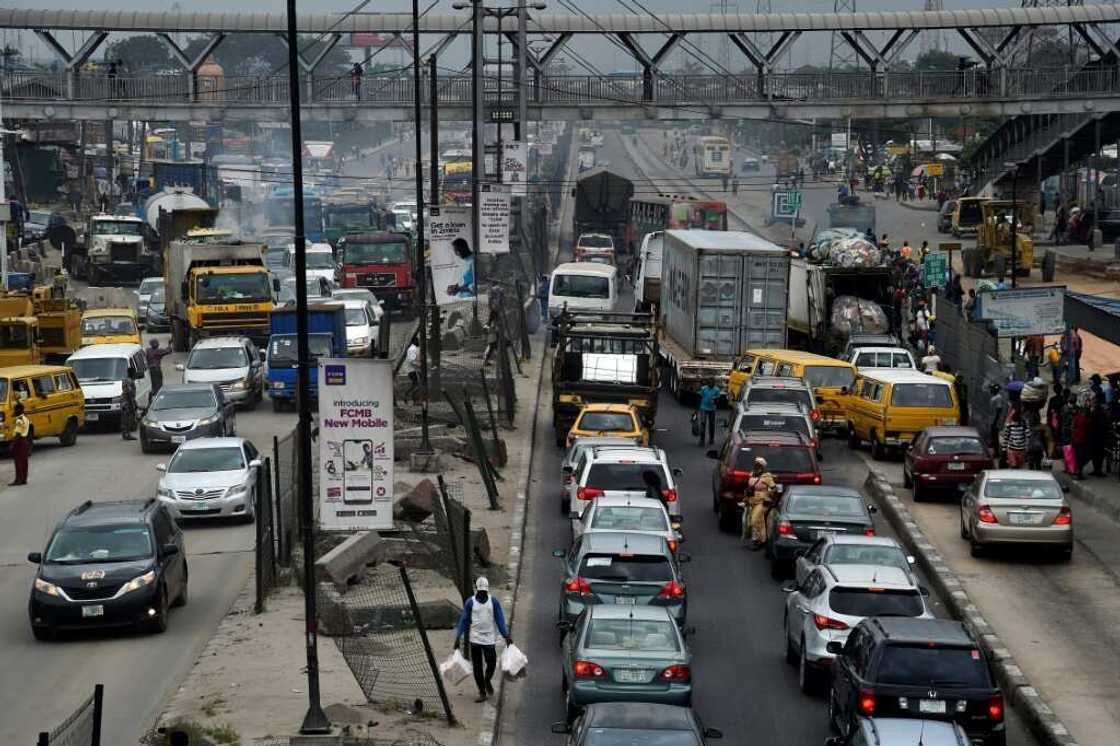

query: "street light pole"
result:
(411, 0), (433, 455)
(470, 0), (482, 329)
(1010, 169), (1018, 289)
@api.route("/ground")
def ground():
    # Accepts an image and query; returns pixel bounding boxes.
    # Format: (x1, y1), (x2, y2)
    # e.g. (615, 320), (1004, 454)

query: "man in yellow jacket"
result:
(742, 457), (777, 550)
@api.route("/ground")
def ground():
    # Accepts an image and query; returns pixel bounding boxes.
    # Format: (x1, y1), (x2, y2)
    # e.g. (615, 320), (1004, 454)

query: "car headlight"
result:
(230, 379), (248, 391)
(225, 482), (251, 498)
(351, 336), (368, 346)
(196, 415), (218, 426)
(34, 578), (61, 597)
(157, 486), (171, 498)
(271, 381), (286, 390)
(119, 570), (157, 595)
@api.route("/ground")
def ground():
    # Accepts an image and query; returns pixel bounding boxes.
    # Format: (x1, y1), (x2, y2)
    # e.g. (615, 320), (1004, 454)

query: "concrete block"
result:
(369, 536), (445, 568)
(314, 531), (382, 590)
(346, 597), (463, 631)
(392, 478), (438, 522)
(409, 450), (446, 473)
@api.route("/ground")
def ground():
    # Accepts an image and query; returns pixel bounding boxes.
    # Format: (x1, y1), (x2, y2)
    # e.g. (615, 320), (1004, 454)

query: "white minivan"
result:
(547, 261), (617, 319)
(66, 343), (152, 426)
(283, 242), (337, 288)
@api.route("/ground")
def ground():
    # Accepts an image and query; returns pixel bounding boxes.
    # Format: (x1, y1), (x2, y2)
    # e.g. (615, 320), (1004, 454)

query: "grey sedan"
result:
(139, 383), (236, 454)
(766, 486), (877, 579)
(961, 470), (1073, 560)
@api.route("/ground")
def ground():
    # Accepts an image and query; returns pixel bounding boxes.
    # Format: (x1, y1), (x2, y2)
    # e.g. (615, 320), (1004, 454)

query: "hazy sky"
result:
(0, 0), (1012, 71)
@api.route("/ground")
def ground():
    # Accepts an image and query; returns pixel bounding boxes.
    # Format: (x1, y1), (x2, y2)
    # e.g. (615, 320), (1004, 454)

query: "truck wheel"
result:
(58, 418), (78, 447)
(272, 397), (283, 413)
(870, 434), (885, 461)
(847, 425), (860, 450)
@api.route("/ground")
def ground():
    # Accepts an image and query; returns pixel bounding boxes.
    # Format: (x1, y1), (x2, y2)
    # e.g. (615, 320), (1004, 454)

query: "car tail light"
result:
(793, 472), (819, 484)
(814, 614), (849, 631)
(977, 505), (998, 524)
(564, 577), (592, 596)
(661, 488), (678, 503)
(659, 664), (691, 682)
(988, 694), (1004, 722)
(657, 580), (686, 599)
(667, 539), (679, 553)
(729, 469), (751, 486)
(858, 688), (876, 716)
(1053, 506), (1072, 525)
(573, 660), (606, 679)
(863, 527), (876, 536)
(813, 473), (822, 485)
(577, 487), (604, 501)
(777, 521), (795, 537)
(810, 408), (821, 422)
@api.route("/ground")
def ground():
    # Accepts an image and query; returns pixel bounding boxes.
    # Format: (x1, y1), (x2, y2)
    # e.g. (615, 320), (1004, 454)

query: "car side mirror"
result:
(677, 552), (692, 563)
(552, 549), (566, 558)
(161, 544), (180, 557)
(155, 463), (167, 472)
(906, 555), (916, 565)
(1061, 484), (1070, 493)
(826, 641), (844, 655)
(703, 727), (724, 739)
(132, 369), (144, 380)
(569, 511), (580, 521)
(780, 581), (798, 593)
(175, 363), (185, 371)
(672, 467), (684, 477)
(249, 459), (263, 469)
(706, 449), (719, 459)
(550, 722), (570, 735)
(919, 585), (931, 597)
(259, 350), (267, 363)
(867, 504), (878, 514)
(27, 551), (42, 564)
(272, 278), (281, 292)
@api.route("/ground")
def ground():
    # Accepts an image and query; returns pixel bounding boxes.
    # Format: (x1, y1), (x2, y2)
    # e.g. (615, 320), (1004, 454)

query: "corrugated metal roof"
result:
(1067, 291), (1120, 316)
(4, 5), (1120, 34)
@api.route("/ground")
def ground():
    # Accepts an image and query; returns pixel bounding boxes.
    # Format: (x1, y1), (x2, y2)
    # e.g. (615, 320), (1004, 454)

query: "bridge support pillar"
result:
(34, 30), (108, 101)
(159, 32), (226, 102)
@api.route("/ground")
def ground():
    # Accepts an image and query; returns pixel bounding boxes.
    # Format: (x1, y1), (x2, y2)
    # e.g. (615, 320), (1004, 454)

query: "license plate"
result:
(615, 669), (647, 683)
(1009, 512), (1044, 525)
(815, 529), (836, 538)
(947, 462), (966, 471)
(86, 412), (99, 422)
(919, 699), (946, 714)
(81, 605), (104, 618)
(171, 435), (185, 444)
(614, 596), (636, 605)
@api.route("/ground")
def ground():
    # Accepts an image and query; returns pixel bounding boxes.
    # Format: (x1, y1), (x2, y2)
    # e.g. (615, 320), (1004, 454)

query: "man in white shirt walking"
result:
(405, 336), (421, 405)
(454, 577), (512, 702)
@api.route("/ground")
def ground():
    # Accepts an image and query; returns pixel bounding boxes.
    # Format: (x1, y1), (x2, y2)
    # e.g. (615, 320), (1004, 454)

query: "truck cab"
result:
(266, 303), (347, 411)
(336, 231), (414, 312)
(83, 214), (153, 286)
(0, 315), (39, 367)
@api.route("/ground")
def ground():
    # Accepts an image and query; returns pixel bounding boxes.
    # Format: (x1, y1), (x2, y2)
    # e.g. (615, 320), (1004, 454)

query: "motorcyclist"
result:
(742, 457), (777, 551)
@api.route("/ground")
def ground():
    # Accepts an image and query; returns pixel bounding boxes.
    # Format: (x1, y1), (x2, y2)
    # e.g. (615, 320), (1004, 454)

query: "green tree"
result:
(913, 49), (961, 71)
(105, 34), (174, 72)
(183, 33), (352, 77)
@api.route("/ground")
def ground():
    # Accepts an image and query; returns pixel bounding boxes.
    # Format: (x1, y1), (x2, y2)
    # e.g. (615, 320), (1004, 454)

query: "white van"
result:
(548, 261), (617, 319)
(65, 343), (152, 425)
(283, 242), (337, 288)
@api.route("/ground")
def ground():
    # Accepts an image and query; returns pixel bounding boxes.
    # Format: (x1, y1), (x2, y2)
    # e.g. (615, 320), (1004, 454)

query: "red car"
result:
(707, 430), (821, 533)
(903, 426), (994, 502)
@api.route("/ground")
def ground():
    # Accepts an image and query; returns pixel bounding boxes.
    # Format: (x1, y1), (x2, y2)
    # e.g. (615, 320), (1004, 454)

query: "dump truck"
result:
(32, 284), (82, 364)
(77, 214), (159, 286)
(658, 230), (790, 401)
(551, 310), (660, 447)
(166, 238), (273, 351)
(787, 257), (894, 355)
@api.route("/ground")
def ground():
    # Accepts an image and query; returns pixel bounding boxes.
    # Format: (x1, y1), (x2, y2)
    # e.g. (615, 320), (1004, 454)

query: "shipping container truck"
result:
(266, 303), (347, 411)
(165, 239), (273, 352)
(658, 230), (790, 401)
(573, 168), (634, 255)
(787, 258), (893, 355)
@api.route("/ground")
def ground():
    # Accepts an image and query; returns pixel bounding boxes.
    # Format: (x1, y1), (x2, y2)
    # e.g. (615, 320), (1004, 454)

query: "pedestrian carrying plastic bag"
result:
(500, 643), (528, 678)
(440, 649), (473, 687)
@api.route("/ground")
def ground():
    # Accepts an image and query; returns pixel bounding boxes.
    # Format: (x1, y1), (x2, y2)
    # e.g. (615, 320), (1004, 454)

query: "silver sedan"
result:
(960, 469), (1073, 560)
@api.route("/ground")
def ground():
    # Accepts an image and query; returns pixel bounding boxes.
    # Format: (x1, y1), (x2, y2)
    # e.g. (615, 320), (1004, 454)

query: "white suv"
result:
(782, 564), (932, 694)
(564, 445), (682, 522)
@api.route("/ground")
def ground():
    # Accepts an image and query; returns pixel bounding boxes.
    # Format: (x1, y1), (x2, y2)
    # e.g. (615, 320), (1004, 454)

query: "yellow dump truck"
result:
(0, 295), (39, 367)
(976, 200), (1035, 277)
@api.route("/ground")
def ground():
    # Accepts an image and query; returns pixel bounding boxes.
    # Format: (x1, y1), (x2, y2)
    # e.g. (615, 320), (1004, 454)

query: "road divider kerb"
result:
(863, 467), (1079, 746)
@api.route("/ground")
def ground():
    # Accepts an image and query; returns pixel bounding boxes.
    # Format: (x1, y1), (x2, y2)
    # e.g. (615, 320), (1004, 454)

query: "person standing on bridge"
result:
(350, 63), (363, 100)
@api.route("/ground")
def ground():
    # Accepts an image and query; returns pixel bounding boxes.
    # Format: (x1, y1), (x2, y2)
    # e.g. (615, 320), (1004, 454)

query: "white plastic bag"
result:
(500, 643), (528, 678)
(439, 649), (473, 687)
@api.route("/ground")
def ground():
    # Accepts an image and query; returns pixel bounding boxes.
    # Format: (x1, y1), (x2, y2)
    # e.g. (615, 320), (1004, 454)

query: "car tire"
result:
(912, 482), (923, 503)
(784, 614), (797, 665)
(902, 467), (912, 488)
(140, 436), (154, 454)
(717, 502), (737, 533)
(870, 435), (884, 461)
(58, 418), (78, 447)
(173, 565), (189, 608)
(148, 589), (170, 634)
(799, 640), (820, 695)
(272, 398), (284, 413)
(1057, 545), (1073, 562)
(770, 556), (785, 580)
(560, 494), (570, 516)
(31, 625), (54, 642)
(847, 426), (860, 450)
(827, 688), (842, 734)
(969, 538), (985, 558)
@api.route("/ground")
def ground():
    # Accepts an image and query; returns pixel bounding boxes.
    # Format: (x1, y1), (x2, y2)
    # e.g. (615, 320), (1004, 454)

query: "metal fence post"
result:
(436, 475), (463, 596)
(255, 458), (267, 614)
(37, 732), (48, 746)
(399, 565), (457, 725)
(461, 508), (474, 599)
(91, 683), (104, 746)
(516, 279), (531, 360)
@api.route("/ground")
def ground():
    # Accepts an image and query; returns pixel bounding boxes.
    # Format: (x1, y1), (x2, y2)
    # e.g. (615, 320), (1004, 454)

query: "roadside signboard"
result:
(771, 189), (802, 221)
(975, 286), (1066, 337)
(922, 252), (947, 289)
(478, 182), (511, 254)
(938, 242), (961, 253)
(925, 163), (944, 177)
(429, 205), (475, 305)
(502, 141), (527, 197)
(317, 358), (395, 531)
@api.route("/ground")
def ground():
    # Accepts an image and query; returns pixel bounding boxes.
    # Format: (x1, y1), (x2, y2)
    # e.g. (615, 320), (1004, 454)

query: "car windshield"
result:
(578, 412), (636, 432)
(734, 444), (813, 473)
(579, 554), (673, 582)
(829, 588), (924, 617)
(984, 479), (1062, 500)
(928, 437), (985, 456)
(746, 388), (813, 411)
(188, 346), (248, 370)
(45, 526), (153, 564)
(580, 235), (613, 248)
(334, 290), (377, 306)
(306, 252), (335, 269)
(281, 278), (329, 300)
(169, 446), (245, 473)
(584, 731), (700, 746)
(30, 211), (51, 224)
(804, 366), (856, 389)
(269, 335), (333, 368)
(139, 279), (163, 296)
(343, 240), (409, 264)
(785, 494), (866, 518)
(69, 357), (128, 382)
(92, 220), (143, 236)
(585, 618), (679, 652)
(590, 506), (669, 532)
(152, 389), (216, 411)
(856, 352), (912, 369)
(877, 645), (991, 688)
(149, 287), (166, 303)
(586, 464), (664, 491)
(196, 272), (272, 304)
(553, 273), (610, 299)
(737, 414), (810, 440)
(0, 324), (31, 349)
(345, 309), (369, 326)
(264, 247), (289, 269)
(891, 383), (953, 408)
(824, 544), (909, 570)
(81, 316), (137, 336)
(958, 201), (984, 225)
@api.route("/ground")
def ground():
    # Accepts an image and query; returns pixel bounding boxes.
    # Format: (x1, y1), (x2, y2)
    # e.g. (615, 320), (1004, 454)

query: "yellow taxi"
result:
(730, 349), (857, 433)
(80, 308), (142, 347)
(565, 403), (649, 449)
(846, 369), (960, 459)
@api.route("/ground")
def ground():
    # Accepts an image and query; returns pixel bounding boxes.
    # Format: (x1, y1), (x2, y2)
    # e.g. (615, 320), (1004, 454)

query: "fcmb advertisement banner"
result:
(317, 358), (395, 531)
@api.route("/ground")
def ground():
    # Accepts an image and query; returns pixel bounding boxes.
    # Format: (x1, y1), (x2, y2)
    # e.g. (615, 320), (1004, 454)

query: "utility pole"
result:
(286, 0), (330, 735)
(0, 90), (8, 289)
(429, 54), (442, 393)
(470, 0), (483, 329)
(411, 0), (433, 455)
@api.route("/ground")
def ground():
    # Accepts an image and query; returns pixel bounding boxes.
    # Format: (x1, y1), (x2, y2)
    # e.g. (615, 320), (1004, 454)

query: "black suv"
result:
(28, 499), (188, 639)
(827, 618), (1005, 746)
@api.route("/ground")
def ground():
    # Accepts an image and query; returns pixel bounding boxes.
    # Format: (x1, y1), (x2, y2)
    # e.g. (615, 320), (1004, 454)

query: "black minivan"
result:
(28, 499), (188, 639)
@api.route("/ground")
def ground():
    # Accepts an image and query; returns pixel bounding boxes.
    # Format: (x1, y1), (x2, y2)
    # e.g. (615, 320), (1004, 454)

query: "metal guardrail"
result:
(4, 67), (1119, 107)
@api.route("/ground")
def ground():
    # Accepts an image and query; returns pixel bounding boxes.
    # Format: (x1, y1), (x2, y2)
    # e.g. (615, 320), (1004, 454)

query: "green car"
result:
(561, 604), (692, 722)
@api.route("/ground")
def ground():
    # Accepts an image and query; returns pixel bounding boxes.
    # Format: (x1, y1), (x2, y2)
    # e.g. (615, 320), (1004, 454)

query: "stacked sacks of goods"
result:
(830, 295), (890, 337)
(810, 236), (882, 268)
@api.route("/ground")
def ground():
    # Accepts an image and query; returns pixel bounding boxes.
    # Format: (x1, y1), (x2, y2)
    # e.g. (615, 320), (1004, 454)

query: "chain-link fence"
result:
(319, 566), (454, 723)
(37, 684), (103, 746)
(255, 456), (278, 614)
(255, 735), (448, 746)
(273, 431), (301, 567)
